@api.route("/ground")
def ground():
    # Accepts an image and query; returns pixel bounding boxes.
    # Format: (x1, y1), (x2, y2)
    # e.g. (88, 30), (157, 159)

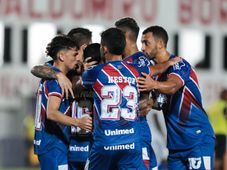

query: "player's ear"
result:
(158, 39), (165, 49)
(58, 50), (65, 62)
(103, 46), (108, 55)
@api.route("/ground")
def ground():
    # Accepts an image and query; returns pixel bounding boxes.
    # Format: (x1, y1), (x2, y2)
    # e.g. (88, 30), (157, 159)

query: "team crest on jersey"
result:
(173, 61), (185, 70)
(138, 56), (150, 67)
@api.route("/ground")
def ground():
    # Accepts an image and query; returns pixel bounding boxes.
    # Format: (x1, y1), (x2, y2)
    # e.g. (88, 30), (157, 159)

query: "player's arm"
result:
(47, 95), (92, 131)
(83, 57), (98, 71)
(81, 65), (101, 89)
(137, 73), (183, 95)
(149, 56), (181, 76)
(31, 65), (58, 79)
(31, 65), (74, 99)
(136, 64), (154, 116)
(139, 97), (154, 116)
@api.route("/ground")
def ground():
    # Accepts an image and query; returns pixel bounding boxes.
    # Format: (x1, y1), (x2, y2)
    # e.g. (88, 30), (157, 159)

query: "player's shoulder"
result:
(46, 63), (62, 73)
(125, 51), (146, 59)
(131, 51), (147, 58)
(86, 63), (105, 72)
(125, 51), (151, 67)
(171, 56), (191, 72)
(125, 62), (150, 76)
(124, 51), (144, 60)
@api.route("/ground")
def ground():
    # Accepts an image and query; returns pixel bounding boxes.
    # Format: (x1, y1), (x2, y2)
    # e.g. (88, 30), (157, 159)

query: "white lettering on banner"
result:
(179, 0), (227, 25)
(0, 0), (157, 23)
(104, 143), (135, 151)
(0, 0), (226, 26)
(104, 128), (135, 136)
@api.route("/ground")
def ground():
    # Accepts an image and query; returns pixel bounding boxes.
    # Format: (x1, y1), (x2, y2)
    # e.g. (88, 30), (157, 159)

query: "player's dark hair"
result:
(84, 43), (101, 63)
(46, 34), (78, 60)
(143, 26), (169, 47)
(115, 17), (139, 42)
(67, 27), (92, 47)
(101, 27), (126, 55)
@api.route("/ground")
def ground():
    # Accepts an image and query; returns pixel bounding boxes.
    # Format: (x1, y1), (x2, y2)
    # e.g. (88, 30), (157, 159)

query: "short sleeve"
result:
(168, 60), (190, 85)
(46, 80), (62, 99)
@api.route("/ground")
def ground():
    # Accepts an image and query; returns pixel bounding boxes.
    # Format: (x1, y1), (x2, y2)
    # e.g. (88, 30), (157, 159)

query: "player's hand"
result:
(84, 57), (97, 70)
(56, 72), (74, 99)
(137, 72), (158, 91)
(139, 99), (154, 116)
(169, 56), (182, 66)
(76, 116), (93, 132)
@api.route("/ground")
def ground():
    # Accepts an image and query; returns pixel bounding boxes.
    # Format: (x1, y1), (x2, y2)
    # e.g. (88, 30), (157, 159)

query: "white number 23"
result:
(101, 85), (138, 120)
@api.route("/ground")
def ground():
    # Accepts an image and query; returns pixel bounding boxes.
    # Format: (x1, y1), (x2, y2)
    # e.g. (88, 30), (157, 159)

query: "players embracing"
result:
(31, 18), (214, 170)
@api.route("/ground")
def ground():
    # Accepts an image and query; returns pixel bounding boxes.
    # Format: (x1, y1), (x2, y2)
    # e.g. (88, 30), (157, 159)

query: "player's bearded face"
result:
(141, 33), (158, 62)
(148, 45), (158, 62)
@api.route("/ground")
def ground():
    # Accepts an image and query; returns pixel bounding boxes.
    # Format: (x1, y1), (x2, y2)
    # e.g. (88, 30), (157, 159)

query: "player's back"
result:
(82, 61), (150, 146)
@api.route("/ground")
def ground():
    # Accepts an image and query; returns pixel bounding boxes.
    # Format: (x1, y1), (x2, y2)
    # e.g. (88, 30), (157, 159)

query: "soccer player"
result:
(69, 43), (102, 170)
(82, 27), (149, 170)
(31, 27), (93, 99)
(31, 28), (95, 170)
(115, 17), (179, 169)
(34, 34), (92, 170)
(137, 25), (215, 170)
(66, 28), (94, 170)
(115, 17), (157, 170)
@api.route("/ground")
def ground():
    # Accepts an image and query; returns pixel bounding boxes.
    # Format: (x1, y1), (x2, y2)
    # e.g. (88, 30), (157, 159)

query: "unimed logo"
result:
(104, 143), (135, 151)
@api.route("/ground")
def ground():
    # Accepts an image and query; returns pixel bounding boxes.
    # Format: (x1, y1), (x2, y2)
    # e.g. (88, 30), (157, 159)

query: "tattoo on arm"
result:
(31, 65), (57, 79)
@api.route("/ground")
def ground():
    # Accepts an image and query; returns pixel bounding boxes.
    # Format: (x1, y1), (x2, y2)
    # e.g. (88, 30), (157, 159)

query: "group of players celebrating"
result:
(31, 17), (215, 170)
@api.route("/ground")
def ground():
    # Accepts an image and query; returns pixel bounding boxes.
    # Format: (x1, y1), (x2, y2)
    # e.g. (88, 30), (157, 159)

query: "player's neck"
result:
(124, 42), (138, 57)
(157, 50), (171, 64)
(106, 55), (122, 62)
(53, 62), (68, 75)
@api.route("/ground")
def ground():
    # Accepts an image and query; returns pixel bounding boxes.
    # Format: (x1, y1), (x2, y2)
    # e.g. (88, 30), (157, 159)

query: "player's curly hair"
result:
(46, 34), (78, 60)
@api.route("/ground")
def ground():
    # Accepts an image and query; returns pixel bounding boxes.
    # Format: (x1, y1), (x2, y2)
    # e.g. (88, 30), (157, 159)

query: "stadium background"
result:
(0, 0), (227, 169)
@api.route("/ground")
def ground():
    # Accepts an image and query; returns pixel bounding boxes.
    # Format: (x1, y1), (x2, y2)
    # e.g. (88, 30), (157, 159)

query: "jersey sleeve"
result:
(168, 59), (190, 85)
(46, 80), (62, 99)
(81, 65), (102, 89)
(136, 65), (151, 76)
